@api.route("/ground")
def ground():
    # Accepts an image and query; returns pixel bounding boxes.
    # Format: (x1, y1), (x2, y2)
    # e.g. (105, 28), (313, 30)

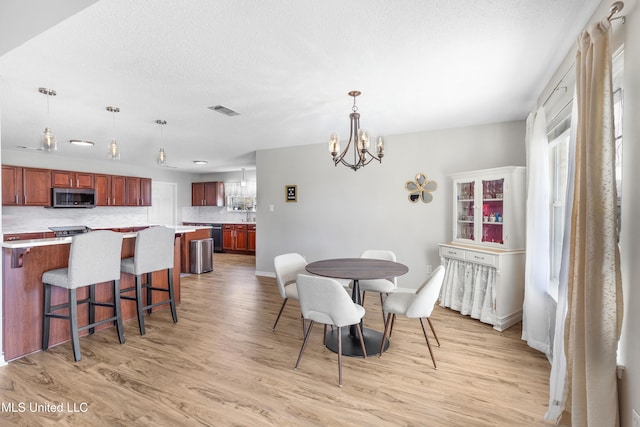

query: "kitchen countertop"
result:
(183, 221), (256, 225)
(2, 225), (209, 249)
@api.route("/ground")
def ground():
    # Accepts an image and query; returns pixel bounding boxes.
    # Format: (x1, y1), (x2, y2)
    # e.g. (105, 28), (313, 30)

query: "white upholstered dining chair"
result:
(354, 249), (398, 323)
(378, 265), (446, 369)
(294, 274), (367, 387)
(273, 253), (308, 335)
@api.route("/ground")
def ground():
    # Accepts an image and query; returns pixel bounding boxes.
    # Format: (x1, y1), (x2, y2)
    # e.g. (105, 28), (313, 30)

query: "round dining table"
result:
(305, 258), (409, 357)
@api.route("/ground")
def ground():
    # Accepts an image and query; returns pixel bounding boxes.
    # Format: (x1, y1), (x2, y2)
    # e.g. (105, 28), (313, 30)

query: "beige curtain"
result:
(561, 19), (623, 426)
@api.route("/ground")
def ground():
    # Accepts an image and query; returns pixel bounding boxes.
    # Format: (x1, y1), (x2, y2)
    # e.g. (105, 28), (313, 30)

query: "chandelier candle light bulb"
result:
(329, 133), (340, 156)
(329, 91), (384, 171)
(376, 136), (384, 156)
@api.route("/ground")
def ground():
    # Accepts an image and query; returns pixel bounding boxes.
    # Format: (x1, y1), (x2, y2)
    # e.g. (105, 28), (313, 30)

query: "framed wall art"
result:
(285, 185), (297, 202)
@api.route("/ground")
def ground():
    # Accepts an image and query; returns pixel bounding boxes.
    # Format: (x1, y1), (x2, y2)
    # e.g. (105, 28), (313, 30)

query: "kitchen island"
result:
(1, 226), (207, 362)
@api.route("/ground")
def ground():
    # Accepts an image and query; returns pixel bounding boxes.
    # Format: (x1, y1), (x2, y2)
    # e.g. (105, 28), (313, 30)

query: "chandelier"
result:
(329, 91), (384, 171)
(39, 88), (57, 152)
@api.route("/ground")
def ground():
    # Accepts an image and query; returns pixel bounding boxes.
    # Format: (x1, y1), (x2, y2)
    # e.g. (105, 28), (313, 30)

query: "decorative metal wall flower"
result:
(405, 173), (437, 203)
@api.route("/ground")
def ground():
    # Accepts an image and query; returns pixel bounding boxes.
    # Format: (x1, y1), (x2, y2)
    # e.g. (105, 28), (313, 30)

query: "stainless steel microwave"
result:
(51, 188), (96, 208)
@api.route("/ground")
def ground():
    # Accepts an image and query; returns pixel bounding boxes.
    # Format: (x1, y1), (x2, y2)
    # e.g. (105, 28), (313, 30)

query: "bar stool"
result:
(42, 230), (125, 362)
(120, 226), (177, 335)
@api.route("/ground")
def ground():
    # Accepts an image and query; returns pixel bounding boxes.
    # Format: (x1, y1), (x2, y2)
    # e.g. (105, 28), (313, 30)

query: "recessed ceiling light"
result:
(193, 160), (208, 165)
(69, 139), (94, 146)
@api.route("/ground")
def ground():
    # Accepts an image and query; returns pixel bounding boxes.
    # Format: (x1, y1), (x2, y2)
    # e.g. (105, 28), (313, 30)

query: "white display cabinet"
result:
(440, 166), (526, 331)
(451, 166), (525, 251)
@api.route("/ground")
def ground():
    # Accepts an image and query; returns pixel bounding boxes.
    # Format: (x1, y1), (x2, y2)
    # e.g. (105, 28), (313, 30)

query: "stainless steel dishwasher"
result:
(210, 224), (223, 253)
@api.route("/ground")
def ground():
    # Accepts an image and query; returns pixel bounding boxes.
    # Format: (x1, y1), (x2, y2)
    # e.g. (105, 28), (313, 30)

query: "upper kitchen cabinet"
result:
(140, 178), (151, 206)
(2, 164), (152, 208)
(125, 177), (152, 206)
(95, 174), (126, 206)
(2, 165), (65, 206)
(450, 166), (525, 251)
(192, 182), (224, 206)
(2, 165), (23, 205)
(22, 167), (52, 206)
(51, 170), (94, 189)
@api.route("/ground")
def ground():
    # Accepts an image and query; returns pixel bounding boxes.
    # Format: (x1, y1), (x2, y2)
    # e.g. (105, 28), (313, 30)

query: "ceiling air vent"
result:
(208, 105), (239, 116)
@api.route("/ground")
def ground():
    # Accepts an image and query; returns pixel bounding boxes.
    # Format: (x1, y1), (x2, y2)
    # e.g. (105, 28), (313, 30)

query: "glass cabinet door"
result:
(455, 180), (475, 241)
(481, 178), (504, 244)
(450, 166), (525, 250)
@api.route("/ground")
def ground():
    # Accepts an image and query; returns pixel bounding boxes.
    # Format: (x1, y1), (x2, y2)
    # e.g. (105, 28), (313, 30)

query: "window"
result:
(613, 87), (623, 241)
(547, 48), (624, 298)
(548, 127), (570, 291)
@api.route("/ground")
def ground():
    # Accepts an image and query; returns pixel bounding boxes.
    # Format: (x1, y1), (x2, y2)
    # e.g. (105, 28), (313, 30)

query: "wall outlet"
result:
(632, 409), (640, 427)
(426, 265), (433, 274)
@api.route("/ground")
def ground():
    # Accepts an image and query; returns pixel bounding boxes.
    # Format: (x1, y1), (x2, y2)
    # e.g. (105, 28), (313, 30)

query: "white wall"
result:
(255, 120), (526, 288)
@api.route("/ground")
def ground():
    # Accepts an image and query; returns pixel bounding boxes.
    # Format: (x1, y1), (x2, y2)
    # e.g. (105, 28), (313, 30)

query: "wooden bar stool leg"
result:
(68, 289), (81, 362)
(42, 283), (52, 350)
(88, 284), (96, 335)
(167, 268), (178, 323)
(113, 279), (125, 344)
(323, 324), (327, 346)
(135, 275), (145, 335)
(146, 272), (153, 315)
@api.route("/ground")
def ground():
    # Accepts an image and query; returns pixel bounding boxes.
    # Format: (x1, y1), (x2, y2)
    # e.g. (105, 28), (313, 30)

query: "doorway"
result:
(148, 181), (177, 225)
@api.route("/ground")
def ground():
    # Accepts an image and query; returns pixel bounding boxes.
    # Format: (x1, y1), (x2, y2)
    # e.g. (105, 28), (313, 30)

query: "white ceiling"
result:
(0, 0), (601, 173)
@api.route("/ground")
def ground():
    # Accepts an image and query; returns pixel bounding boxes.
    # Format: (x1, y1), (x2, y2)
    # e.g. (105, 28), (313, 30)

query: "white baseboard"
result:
(256, 271), (275, 278)
(493, 310), (523, 332)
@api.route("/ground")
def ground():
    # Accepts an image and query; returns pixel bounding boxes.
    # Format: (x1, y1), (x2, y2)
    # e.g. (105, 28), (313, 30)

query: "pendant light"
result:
(156, 120), (167, 166)
(241, 168), (246, 187)
(106, 106), (120, 160)
(39, 88), (57, 152)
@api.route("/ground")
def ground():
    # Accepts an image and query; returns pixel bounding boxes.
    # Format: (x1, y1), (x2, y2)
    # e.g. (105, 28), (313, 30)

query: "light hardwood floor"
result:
(0, 253), (550, 426)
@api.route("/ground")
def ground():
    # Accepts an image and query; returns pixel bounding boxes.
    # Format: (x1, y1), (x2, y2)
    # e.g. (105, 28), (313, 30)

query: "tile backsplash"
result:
(2, 205), (256, 234)
(2, 206), (151, 233)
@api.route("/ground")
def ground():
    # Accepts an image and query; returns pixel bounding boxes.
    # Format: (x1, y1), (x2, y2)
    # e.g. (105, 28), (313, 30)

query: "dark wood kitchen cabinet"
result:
(22, 167), (51, 206)
(2, 164), (150, 208)
(125, 177), (152, 206)
(51, 170), (94, 189)
(95, 174), (127, 206)
(2, 166), (50, 206)
(192, 182), (224, 206)
(2, 165), (23, 205)
(223, 223), (248, 252)
(247, 224), (256, 253)
(140, 177), (152, 206)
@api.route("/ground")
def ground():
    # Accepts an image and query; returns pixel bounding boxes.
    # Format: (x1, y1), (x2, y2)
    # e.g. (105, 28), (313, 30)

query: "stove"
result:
(48, 226), (92, 237)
